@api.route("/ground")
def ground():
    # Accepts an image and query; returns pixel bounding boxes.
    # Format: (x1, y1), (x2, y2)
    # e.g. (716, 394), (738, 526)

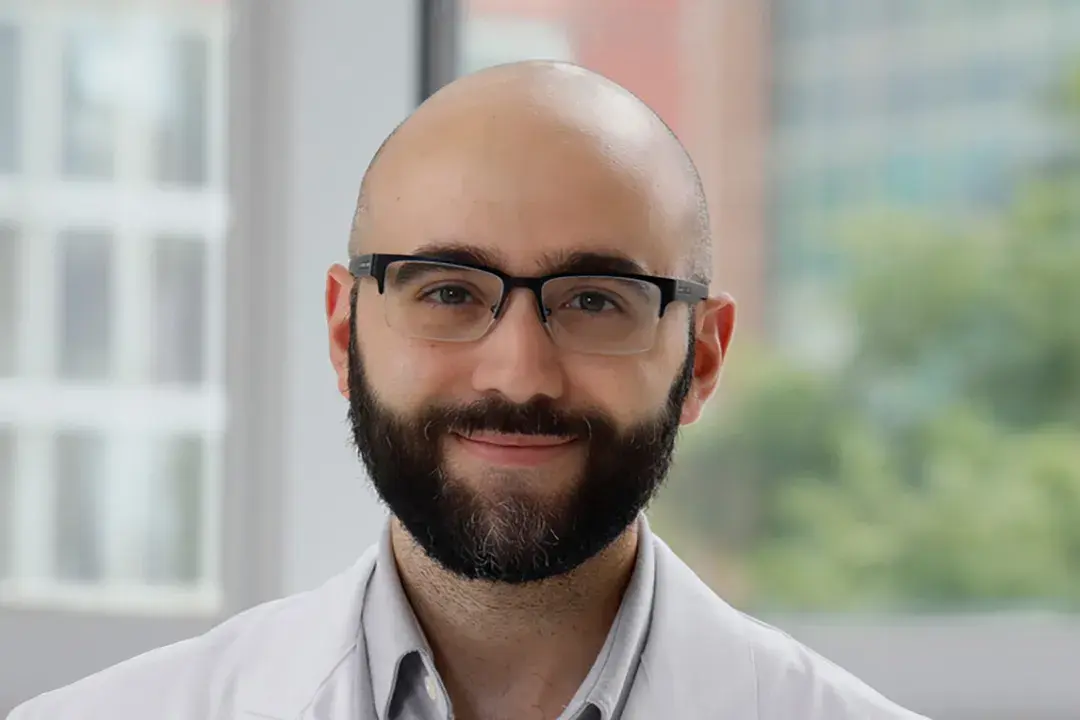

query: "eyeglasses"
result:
(349, 253), (709, 356)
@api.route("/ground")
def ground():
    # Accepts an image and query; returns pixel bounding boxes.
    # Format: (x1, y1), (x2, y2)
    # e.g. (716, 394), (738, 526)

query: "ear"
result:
(680, 293), (736, 426)
(326, 264), (355, 398)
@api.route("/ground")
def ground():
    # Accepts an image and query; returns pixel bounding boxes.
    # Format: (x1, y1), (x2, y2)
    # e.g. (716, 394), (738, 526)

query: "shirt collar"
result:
(362, 515), (657, 720)
(566, 514), (656, 719)
(362, 522), (433, 720)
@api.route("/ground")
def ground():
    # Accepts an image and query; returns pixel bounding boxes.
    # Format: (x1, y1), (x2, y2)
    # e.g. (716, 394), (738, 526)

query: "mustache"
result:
(417, 397), (605, 442)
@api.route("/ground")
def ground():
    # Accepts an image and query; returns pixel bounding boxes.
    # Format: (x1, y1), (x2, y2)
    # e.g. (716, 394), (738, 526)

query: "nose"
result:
(470, 289), (566, 404)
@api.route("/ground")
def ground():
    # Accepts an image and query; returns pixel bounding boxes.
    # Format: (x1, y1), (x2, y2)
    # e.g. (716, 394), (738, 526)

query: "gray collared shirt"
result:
(362, 516), (657, 720)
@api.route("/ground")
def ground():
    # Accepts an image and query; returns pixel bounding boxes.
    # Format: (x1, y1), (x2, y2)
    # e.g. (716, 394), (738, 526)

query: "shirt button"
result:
(424, 672), (439, 702)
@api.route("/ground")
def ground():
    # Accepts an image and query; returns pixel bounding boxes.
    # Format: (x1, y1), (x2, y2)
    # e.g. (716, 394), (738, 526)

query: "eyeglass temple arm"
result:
(675, 279), (708, 301)
(349, 255), (374, 277)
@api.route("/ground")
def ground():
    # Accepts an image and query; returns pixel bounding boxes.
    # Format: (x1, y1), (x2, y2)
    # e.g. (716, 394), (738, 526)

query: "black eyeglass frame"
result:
(348, 253), (710, 320)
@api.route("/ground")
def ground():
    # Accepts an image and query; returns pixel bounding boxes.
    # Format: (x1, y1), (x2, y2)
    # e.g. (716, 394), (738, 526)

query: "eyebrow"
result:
(411, 241), (505, 269)
(389, 261), (465, 286)
(542, 249), (649, 277)
(410, 241), (651, 277)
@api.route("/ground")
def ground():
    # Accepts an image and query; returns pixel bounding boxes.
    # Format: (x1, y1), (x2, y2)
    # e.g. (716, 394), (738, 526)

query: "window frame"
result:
(1, 0), (279, 710)
(418, 0), (459, 103)
(3, 0), (416, 711)
(0, 2), (230, 609)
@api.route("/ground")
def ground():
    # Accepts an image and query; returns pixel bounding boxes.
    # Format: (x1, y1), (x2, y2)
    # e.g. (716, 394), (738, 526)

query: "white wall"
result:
(276, 0), (413, 596)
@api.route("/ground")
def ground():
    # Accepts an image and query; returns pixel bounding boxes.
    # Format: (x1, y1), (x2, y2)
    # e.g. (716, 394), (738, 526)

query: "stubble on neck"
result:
(389, 515), (640, 719)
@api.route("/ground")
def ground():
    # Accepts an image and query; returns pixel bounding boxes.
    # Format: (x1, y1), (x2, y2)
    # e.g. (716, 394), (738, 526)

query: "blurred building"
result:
(769, 0), (1080, 353)
(0, 1), (227, 609)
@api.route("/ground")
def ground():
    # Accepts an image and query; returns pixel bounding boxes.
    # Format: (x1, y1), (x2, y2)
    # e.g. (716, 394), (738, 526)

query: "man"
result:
(9, 61), (928, 720)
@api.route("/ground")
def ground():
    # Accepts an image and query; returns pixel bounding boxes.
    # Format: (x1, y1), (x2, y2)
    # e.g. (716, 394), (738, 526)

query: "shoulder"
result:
(6, 597), (289, 720)
(735, 612), (928, 720)
(7, 547), (378, 720)
(648, 535), (929, 720)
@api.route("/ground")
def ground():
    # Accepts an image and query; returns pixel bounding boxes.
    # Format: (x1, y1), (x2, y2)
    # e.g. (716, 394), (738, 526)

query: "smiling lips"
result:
(451, 432), (580, 467)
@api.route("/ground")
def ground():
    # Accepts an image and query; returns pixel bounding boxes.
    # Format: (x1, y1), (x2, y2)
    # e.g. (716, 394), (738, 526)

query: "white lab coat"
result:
(8, 534), (929, 719)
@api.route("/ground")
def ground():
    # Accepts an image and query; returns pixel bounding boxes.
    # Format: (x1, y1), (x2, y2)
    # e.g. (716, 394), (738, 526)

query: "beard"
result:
(347, 296), (695, 584)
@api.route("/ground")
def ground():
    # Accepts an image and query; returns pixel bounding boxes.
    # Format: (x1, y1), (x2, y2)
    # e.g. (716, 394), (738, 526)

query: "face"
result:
(327, 100), (734, 583)
(347, 290), (694, 582)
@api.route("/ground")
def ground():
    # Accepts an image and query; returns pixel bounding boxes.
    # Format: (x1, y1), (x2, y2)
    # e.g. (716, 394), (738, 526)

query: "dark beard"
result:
(347, 293), (695, 583)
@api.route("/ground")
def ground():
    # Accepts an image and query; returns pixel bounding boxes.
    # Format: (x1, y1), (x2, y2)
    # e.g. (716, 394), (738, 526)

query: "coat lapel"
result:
(621, 536), (760, 720)
(237, 545), (380, 720)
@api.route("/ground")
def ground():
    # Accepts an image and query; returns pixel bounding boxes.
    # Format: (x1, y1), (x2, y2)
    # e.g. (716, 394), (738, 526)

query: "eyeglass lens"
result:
(381, 260), (662, 355)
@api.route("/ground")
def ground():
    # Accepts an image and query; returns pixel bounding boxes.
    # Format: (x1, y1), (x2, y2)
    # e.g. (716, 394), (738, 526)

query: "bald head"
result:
(349, 61), (712, 285)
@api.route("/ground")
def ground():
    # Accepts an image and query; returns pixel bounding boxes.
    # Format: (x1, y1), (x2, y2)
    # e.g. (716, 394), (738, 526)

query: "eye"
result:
(566, 291), (621, 314)
(420, 284), (475, 305)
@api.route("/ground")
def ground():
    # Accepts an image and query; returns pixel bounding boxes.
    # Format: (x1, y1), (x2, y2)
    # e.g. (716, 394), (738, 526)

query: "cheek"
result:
(572, 317), (691, 421)
(354, 309), (470, 405)
(567, 355), (674, 425)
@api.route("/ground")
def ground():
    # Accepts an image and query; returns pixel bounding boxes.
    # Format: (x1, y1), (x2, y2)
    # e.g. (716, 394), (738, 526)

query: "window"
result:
(57, 230), (113, 381)
(62, 28), (118, 179)
(0, 0), (308, 710)
(153, 236), (207, 385)
(0, 225), (17, 376)
(54, 432), (106, 583)
(144, 436), (203, 585)
(0, 1), (227, 612)
(156, 33), (209, 187)
(0, 24), (18, 173)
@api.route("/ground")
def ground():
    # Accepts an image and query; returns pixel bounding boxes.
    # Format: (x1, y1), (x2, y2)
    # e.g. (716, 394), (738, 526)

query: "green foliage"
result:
(840, 182), (1080, 431)
(652, 68), (1080, 612)
(751, 412), (1080, 611)
(661, 348), (849, 554)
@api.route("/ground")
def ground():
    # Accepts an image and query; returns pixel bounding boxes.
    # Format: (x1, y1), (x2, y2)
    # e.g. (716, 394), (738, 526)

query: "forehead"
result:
(362, 113), (692, 278)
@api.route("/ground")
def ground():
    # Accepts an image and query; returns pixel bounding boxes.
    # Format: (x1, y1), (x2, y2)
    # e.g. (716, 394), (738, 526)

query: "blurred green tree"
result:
(650, 68), (1080, 611)
(749, 411), (1080, 611)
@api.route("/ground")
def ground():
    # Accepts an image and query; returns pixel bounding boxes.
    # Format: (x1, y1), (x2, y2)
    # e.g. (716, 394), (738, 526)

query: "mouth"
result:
(450, 432), (581, 467)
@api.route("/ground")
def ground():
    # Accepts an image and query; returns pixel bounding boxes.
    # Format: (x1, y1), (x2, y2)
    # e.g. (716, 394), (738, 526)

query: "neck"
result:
(391, 518), (640, 720)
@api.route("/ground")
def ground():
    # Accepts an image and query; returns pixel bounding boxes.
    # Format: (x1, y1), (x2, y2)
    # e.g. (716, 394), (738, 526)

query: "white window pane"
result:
(58, 230), (112, 380)
(0, 224), (17, 377)
(144, 436), (203, 585)
(62, 28), (117, 179)
(0, 427), (12, 581)
(156, 33), (209, 186)
(0, 3), (227, 616)
(54, 432), (106, 583)
(153, 236), (206, 385)
(0, 23), (18, 173)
